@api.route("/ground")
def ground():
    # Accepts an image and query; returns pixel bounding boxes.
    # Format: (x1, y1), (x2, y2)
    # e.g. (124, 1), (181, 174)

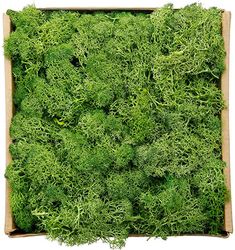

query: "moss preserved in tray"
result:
(5, 4), (228, 248)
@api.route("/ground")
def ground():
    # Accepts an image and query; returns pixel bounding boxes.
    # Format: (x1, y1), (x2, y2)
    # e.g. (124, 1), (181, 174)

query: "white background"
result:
(0, 1), (234, 249)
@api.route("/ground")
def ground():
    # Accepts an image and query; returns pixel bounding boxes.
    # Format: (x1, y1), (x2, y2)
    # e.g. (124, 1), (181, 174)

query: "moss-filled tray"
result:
(4, 4), (232, 248)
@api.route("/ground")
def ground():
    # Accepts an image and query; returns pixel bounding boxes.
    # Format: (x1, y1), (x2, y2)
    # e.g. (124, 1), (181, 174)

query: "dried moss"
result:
(5, 4), (227, 248)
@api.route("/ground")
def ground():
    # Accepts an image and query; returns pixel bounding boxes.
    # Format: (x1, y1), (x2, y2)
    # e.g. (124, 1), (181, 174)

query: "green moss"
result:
(138, 177), (207, 238)
(5, 4), (227, 248)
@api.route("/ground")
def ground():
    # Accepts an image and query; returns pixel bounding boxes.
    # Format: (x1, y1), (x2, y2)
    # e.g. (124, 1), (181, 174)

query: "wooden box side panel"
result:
(3, 13), (16, 235)
(222, 11), (233, 234)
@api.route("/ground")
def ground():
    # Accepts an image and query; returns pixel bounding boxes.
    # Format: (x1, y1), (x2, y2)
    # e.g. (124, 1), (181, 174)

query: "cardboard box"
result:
(3, 8), (233, 238)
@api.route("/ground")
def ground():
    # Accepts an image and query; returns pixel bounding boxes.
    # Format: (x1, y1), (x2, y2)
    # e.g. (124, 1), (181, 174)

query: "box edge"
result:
(221, 11), (233, 234)
(3, 13), (17, 236)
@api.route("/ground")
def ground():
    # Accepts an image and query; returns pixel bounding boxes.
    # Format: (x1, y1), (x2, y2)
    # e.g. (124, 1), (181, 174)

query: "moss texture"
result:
(5, 4), (227, 248)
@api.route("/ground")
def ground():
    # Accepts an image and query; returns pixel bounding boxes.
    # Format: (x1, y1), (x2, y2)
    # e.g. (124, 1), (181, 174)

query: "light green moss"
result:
(4, 4), (227, 248)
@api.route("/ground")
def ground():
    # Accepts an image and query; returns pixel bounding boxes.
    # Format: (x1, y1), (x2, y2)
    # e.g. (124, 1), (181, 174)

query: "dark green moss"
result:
(4, 4), (227, 248)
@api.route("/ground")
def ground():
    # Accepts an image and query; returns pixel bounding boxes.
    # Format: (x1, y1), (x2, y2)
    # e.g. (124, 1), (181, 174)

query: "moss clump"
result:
(5, 4), (227, 248)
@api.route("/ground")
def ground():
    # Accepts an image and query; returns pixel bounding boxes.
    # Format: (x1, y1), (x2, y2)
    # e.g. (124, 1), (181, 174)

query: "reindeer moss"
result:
(5, 4), (227, 248)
